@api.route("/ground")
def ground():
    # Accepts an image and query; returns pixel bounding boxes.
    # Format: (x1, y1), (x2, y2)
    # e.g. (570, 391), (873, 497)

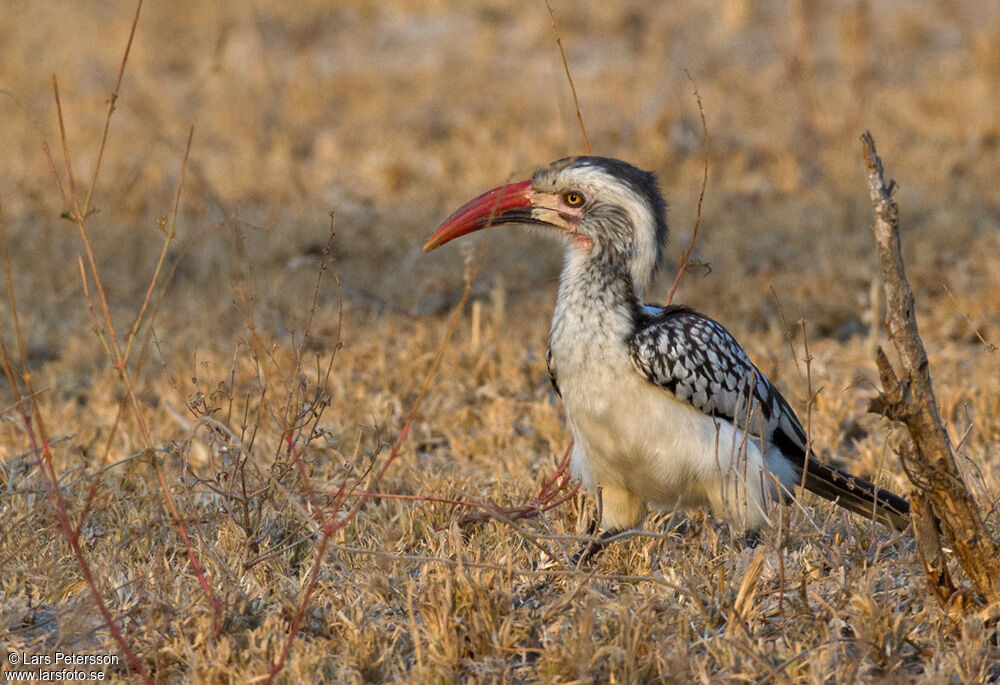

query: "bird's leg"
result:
(570, 525), (623, 566)
(570, 485), (645, 566)
(598, 484), (645, 531)
(743, 528), (762, 548)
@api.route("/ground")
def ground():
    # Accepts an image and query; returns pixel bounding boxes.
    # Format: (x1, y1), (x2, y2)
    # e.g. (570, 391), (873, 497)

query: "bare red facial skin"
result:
(423, 180), (532, 252)
(551, 192), (591, 248)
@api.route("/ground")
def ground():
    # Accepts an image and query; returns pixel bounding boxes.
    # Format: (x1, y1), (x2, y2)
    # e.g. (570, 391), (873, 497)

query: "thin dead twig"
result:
(666, 71), (709, 306)
(124, 125), (193, 363)
(942, 281), (997, 353)
(45, 2), (222, 629)
(81, 0), (144, 219)
(545, 0), (590, 154)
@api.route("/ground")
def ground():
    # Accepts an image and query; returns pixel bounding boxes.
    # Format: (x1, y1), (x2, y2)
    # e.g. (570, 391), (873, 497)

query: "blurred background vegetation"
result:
(2, 1), (998, 339)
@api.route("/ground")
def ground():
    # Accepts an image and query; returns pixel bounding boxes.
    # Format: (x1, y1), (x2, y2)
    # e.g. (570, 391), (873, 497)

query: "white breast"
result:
(552, 330), (778, 531)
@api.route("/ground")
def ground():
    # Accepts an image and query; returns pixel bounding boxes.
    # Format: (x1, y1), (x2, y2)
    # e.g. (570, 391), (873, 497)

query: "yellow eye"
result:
(563, 191), (585, 207)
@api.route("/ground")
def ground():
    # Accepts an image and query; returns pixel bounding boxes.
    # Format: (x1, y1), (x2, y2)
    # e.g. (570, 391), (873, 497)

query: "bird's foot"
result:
(570, 528), (623, 566)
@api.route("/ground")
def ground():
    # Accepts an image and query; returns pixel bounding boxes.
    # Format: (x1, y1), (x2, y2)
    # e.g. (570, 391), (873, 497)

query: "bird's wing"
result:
(628, 305), (910, 529)
(628, 305), (805, 447)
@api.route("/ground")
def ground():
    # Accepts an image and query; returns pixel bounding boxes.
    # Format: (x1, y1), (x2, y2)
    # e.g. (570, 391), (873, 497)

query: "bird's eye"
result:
(563, 191), (585, 207)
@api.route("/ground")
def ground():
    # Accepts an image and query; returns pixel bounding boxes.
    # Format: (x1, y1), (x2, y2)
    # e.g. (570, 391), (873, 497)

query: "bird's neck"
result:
(551, 250), (640, 351)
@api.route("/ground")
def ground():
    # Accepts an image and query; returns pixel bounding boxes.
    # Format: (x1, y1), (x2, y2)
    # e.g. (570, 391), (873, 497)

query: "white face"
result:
(528, 159), (665, 291)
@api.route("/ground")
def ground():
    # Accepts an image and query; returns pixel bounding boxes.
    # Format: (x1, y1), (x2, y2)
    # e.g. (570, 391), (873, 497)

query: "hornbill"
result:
(423, 156), (909, 557)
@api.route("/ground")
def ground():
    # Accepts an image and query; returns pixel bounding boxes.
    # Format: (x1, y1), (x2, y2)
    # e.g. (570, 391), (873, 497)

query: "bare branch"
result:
(862, 130), (1000, 604)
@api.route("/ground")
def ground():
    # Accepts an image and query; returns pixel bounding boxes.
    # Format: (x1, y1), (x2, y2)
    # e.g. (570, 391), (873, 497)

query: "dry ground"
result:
(2, 1), (1000, 682)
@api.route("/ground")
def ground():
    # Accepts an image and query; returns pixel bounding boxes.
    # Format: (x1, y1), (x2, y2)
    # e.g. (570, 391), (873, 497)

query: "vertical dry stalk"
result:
(44, 0), (222, 630)
(665, 71), (709, 306)
(862, 131), (1000, 605)
(81, 0), (143, 219)
(545, 0), (590, 155)
(99, 128), (195, 469)
(0, 205), (152, 684)
(123, 126), (193, 363)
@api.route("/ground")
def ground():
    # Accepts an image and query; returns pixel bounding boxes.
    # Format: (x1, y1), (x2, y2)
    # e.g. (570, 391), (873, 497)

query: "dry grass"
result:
(2, 1), (1000, 682)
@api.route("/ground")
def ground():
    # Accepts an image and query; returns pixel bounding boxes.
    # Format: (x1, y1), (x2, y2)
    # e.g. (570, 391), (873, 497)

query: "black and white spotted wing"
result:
(627, 305), (808, 450)
(628, 305), (911, 529)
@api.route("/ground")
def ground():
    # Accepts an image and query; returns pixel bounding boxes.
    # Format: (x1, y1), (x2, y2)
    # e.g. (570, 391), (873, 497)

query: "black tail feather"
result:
(793, 457), (911, 531)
